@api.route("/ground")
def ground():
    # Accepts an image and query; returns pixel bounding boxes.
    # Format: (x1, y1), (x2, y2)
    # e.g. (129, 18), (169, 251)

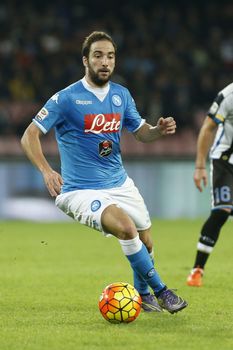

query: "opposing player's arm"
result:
(194, 116), (218, 192)
(134, 117), (176, 143)
(21, 122), (63, 197)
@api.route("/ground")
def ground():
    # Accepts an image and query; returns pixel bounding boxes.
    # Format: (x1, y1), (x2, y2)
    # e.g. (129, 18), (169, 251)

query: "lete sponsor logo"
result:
(84, 113), (121, 134)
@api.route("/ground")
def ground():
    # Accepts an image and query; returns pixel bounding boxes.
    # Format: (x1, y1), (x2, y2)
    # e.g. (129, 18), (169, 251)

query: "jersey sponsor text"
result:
(84, 113), (121, 134)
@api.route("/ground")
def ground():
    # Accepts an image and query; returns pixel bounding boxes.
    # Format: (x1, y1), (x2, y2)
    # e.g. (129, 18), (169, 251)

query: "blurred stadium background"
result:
(0, 0), (232, 221)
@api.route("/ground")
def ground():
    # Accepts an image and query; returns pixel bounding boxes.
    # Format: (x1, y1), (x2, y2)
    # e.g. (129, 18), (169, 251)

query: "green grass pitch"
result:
(0, 219), (232, 350)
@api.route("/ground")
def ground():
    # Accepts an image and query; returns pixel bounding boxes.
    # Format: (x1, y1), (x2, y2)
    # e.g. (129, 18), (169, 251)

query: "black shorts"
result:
(211, 159), (233, 210)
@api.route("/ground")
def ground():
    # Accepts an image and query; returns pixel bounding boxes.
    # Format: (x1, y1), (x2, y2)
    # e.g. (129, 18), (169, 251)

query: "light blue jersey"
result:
(33, 78), (144, 192)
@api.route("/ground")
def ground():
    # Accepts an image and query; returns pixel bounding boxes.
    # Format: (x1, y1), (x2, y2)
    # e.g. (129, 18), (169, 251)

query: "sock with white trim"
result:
(194, 209), (229, 268)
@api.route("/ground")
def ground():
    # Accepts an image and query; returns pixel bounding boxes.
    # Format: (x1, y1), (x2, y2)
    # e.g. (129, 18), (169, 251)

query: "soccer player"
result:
(187, 82), (233, 287)
(21, 31), (187, 313)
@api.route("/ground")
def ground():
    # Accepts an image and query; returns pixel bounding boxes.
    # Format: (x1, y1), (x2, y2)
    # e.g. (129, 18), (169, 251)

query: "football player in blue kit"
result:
(21, 31), (187, 314)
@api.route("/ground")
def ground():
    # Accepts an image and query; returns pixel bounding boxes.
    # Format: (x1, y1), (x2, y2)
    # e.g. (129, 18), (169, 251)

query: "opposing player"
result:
(21, 31), (187, 313)
(187, 82), (233, 287)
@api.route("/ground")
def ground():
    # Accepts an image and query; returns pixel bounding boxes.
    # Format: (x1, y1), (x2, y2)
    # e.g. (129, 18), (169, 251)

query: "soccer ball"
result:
(99, 282), (142, 323)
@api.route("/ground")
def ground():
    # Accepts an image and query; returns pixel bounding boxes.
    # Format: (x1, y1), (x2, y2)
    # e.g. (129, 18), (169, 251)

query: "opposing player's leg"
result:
(187, 159), (233, 286)
(187, 208), (230, 286)
(102, 204), (187, 314)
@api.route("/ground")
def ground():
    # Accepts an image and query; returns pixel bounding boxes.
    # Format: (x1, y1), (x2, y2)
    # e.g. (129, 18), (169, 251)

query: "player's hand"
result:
(157, 117), (176, 136)
(193, 168), (208, 192)
(42, 170), (63, 197)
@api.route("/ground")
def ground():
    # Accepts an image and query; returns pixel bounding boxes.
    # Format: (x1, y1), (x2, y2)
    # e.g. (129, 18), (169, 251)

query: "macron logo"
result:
(76, 100), (92, 105)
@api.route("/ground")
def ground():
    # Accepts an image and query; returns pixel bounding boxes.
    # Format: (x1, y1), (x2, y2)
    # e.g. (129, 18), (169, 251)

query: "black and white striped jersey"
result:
(208, 82), (233, 164)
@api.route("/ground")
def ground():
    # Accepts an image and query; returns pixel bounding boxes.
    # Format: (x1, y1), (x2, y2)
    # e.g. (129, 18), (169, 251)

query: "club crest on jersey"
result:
(35, 108), (49, 121)
(91, 200), (101, 212)
(99, 140), (113, 157)
(84, 113), (121, 134)
(112, 94), (122, 107)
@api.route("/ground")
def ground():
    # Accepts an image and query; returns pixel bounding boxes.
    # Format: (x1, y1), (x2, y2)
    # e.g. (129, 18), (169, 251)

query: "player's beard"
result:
(87, 64), (113, 87)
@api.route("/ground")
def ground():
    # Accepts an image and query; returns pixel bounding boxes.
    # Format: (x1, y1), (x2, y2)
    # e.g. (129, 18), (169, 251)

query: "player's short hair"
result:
(82, 31), (117, 58)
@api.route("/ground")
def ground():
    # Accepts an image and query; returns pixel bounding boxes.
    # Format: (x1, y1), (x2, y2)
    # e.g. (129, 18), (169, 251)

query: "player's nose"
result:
(101, 55), (109, 66)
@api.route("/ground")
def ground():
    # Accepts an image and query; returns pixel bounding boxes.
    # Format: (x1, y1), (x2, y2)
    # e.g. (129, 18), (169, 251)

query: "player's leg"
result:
(104, 177), (187, 313)
(56, 186), (187, 313)
(102, 204), (187, 314)
(187, 208), (230, 286)
(55, 189), (164, 293)
(106, 177), (156, 298)
(194, 208), (230, 269)
(187, 159), (233, 286)
(101, 204), (165, 293)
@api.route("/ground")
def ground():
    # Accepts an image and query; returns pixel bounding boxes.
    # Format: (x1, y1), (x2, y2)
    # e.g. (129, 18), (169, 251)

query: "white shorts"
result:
(55, 177), (151, 236)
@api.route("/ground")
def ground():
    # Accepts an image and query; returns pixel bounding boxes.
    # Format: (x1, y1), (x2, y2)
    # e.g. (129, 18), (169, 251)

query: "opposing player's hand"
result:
(157, 117), (176, 136)
(43, 170), (63, 197)
(193, 168), (208, 192)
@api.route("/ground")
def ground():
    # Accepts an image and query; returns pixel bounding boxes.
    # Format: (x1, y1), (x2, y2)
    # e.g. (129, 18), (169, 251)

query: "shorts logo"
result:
(147, 268), (155, 278)
(112, 94), (122, 107)
(99, 140), (113, 157)
(91, 200), (101, 212)
(35, 108), (49, 121)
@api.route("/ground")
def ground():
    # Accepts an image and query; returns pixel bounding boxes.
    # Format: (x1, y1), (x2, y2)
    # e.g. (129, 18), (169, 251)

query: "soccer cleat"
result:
(157, 289), (188, 314)
(186, 267), (203, 287)
(141, 294), (163, 312)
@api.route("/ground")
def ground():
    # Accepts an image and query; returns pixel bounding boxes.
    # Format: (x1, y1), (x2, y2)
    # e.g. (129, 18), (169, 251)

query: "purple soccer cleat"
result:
(158, 289), (188, 314)
(141, 294), (163, 312)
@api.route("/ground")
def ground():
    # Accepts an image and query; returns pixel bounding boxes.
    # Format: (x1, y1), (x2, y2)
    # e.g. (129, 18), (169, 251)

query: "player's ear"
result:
(82, 56), (88, 67)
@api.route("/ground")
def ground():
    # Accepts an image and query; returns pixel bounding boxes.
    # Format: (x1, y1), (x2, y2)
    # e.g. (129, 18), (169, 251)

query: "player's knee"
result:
(119, 222), (138, 240)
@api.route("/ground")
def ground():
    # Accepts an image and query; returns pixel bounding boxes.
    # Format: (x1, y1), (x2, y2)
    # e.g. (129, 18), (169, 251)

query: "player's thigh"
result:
(211, 159), (233, 209)
(55, 189), (114, 233)
(55, 189), (137, 238)
(108, 177), (151, 231)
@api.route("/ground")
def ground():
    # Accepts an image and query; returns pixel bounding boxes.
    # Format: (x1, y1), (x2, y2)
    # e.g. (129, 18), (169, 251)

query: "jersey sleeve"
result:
(123, 89), (145, 132)
(33, 91), (67, 134)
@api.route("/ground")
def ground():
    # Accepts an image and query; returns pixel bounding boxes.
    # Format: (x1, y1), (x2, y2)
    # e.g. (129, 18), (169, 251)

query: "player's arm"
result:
(134, 117), (176, 143)
(194, 116), (218, 192)
(21, 122), (63, 197)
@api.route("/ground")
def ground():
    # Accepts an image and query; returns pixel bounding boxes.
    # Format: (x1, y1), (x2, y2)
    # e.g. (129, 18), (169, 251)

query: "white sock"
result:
(118, 235), (142, 256)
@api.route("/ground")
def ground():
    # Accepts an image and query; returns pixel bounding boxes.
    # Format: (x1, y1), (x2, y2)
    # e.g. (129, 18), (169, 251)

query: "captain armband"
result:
(207, 93), (225, 124)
